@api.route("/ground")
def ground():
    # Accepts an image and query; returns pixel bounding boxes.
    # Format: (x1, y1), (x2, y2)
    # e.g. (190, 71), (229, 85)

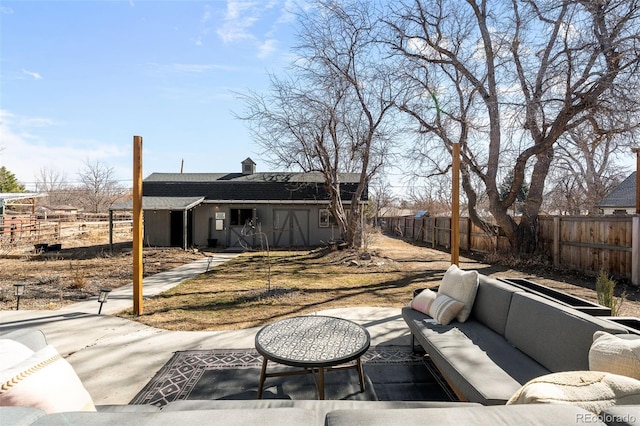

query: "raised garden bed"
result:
(498, 277), (611, 316)
(601, 317), (640, 335)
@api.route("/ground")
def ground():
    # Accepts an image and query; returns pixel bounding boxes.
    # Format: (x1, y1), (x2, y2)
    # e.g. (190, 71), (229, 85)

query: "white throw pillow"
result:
(0, 344), (96, 413)
(0, 339), (35, 370)
(506, 371), (640, 414)
(589, 331), (640, 380)
(437, 264), (479, 322)
(429, 294), (465, 325)
(409, 289), (438, 315)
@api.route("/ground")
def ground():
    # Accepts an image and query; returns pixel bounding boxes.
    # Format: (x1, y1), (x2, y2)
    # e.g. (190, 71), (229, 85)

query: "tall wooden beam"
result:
(632, 147), (640, 214)
(451, 142), (460, 266)
(133, 136), (144, 315)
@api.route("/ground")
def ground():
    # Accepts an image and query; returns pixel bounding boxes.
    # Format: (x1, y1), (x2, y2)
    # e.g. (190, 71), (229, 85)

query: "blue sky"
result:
(1, 0), (300, 190)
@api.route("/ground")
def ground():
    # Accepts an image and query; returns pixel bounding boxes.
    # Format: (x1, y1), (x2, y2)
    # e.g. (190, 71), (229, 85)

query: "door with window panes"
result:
(228, 208), (256, 249)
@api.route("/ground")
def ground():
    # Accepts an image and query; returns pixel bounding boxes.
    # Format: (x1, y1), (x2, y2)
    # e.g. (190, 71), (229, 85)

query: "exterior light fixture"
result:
(98, 288), (112, 315)
(14, 283), (25, 310)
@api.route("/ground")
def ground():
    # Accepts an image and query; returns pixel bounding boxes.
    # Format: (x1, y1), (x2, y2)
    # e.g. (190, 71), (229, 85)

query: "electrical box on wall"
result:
(215, 212), (225, 230)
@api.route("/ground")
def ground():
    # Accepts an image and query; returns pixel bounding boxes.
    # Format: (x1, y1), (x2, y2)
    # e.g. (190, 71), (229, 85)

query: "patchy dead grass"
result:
(118, 233), (640, 331)
(117, 249), (441, 331)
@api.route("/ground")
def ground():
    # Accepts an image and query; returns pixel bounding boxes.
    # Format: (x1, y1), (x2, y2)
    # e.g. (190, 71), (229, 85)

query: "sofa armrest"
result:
(0, 329), (48, 351)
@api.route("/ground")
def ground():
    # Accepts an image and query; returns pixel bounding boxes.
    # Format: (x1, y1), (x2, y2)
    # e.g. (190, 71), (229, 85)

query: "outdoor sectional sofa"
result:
(2, 297), (640, 425)
(402, 271), (638, 406)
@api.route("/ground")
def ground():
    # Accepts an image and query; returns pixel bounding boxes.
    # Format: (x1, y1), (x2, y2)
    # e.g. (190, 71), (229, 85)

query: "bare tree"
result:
(546, 109), (638, 214)
(77, 160), (125, 213)
(35, 167), (74, 206)
(368, 177), (398, 226)
(240, 0), (398, 247)
(387, 0), (640, 252)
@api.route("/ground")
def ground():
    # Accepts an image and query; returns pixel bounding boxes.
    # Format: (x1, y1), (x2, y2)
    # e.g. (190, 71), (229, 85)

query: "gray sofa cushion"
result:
(403, 307), (548, 405)
(163, 399), (477, 424)
(471, 276), (523, 336)
(505, 292), (629, 372)
(325, 404), (606, 426)
(600, 406), (640, 426)
(31, 408), (316, 426)
(97, 404), (161, 413)
(0, 406), (47, 426)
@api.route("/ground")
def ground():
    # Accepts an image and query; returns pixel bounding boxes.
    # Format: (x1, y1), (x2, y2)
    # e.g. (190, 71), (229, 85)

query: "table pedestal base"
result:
(257, 357), (365, 400)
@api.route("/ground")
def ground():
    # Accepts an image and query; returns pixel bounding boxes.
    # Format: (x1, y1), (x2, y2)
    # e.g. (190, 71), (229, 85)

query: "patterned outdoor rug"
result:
(131, 346), (456, 407)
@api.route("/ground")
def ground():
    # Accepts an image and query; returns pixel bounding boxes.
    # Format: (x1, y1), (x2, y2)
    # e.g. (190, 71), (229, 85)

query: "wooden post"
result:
(451, 142), (460, 265)
(633, 216), (639, 287)
(183, 209), (188, 250)
(108, 209), (113, 253)
(553, 216), (561, 268)
(133, 136), (143, 315)
(632, 148), (639, 214)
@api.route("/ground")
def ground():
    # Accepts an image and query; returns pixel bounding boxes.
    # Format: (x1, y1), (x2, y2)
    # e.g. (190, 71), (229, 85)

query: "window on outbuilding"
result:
(230, 208), (254, 226)
(319, 209), (336, 228)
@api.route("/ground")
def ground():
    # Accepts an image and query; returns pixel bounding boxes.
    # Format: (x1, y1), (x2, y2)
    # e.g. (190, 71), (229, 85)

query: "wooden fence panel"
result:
(384, 214), (638, 284)
(538, 216), (633, 280)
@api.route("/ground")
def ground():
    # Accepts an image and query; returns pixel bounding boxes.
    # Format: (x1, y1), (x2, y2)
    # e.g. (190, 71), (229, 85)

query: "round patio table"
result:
(255, 315), (371, 400)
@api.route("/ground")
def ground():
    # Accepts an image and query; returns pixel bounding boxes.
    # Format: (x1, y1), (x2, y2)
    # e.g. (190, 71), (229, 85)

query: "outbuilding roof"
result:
(142, 172), (365, 203)
(111, 196), (205, 211)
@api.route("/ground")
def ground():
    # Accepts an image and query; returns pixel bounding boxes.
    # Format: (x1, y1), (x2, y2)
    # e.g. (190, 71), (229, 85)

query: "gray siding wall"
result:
(143, 210), (171, 246)
(192, 203), (343, 248)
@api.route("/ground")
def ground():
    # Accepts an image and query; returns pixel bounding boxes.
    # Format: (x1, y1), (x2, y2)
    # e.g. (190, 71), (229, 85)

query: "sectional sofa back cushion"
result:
(504, 292), (629, 372)
(470, 276), (522, 336)
(437, 265), (479, 322)
(589, 332), (640, 380)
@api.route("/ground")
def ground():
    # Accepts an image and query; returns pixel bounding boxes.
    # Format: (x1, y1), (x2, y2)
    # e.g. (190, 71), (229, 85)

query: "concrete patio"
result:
(0, 254), (411, 405)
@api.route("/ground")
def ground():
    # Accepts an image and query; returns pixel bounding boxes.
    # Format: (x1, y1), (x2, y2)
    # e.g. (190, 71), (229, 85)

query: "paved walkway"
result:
(0, 253), (410, 405)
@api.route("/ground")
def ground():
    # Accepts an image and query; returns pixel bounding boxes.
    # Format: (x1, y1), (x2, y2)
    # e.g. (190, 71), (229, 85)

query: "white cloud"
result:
(216, 0), (288, 60)
(202, 4), (212, 23)
(257, 39), (277, 59)
(0, 6), (13, 14)
(21, 69), (42, 80)
(0, 110), (126, 188)
(217, 1), (261, 43)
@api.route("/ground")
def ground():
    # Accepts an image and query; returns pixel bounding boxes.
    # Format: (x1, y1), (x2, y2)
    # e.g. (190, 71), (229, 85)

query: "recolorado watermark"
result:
(577, 412), (637, 424)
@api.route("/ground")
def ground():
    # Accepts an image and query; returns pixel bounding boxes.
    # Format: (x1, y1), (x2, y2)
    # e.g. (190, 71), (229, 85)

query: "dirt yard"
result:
(0, 242), (207, 310)
(1, 231), (638, 318)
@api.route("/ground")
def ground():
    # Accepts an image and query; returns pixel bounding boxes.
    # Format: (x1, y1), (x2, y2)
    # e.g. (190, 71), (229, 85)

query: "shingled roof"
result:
(597, 172), (637, 209)
(142, 172), (366, 203)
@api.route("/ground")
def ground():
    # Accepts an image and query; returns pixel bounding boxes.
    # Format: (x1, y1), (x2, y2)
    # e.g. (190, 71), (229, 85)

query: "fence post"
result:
(633, 216), (639, 287)
(553, 216), (560, 268)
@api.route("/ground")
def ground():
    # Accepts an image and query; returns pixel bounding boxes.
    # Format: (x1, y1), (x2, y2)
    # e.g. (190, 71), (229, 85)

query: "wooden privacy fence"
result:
(383, 215), (639, 286)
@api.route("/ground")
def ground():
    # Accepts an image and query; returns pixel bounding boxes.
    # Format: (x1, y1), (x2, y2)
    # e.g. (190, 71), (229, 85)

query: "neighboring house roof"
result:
(142, 172), (366, 203)
(378, 207), (414, 217)
(39, 205), (80, 211)
(597, 172), (637, 209)
(0, 192), (46, 203)
(111, 196), (205, 211)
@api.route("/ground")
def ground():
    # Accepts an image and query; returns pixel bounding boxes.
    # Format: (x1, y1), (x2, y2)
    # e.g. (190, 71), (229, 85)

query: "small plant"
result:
(596, 269), (626, 316)
(37, 275), (61, 286)
(68, 262), (88, 289)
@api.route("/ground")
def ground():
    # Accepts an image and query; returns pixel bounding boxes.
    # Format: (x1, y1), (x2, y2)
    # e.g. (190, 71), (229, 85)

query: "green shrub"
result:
(596, 269), (625, 316)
